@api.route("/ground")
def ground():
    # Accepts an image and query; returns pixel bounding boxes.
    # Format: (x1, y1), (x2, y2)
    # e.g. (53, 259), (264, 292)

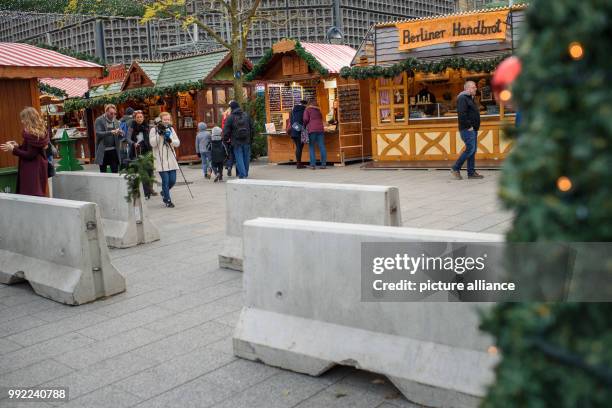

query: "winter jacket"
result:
(222, 108), (255, 147)
(94, 114), (122, 165)
(303, 106), (325, 133)
(457, 91), (481, 131)
(289, 104), (306, 138)
(13, 130), (49, 197)
(149, 126), (180, 172)
(195, 123), (211, 154)
(126, 121), (151, 158)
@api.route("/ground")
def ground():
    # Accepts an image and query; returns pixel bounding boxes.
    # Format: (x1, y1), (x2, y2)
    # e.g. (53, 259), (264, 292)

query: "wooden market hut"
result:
(119, 50), (253, 162)
(247, 39), (372, 165)
(0, 43), (103, 169)
(345, 4), (526, 167)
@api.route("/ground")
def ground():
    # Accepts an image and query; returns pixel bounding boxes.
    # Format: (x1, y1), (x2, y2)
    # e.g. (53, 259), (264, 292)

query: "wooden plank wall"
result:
(0, 78), (40, 168)
(372, 10), (525, 65)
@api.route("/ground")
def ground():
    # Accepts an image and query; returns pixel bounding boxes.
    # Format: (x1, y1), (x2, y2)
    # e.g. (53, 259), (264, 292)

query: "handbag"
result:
(291, 122), (303, 132)
(44, 145), (55, 178)
(300, 128), (309, 144)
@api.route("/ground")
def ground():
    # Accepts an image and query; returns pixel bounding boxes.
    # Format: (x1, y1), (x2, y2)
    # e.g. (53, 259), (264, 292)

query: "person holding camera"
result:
(149, 112), (180, 208)
(94, 104), (124, 173)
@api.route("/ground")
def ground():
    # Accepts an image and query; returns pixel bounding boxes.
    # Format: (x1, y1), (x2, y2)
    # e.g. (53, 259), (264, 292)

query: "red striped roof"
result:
(40, 78), (89, 98)
(0, 43), (102, 69)
(300, 42), (357, 74)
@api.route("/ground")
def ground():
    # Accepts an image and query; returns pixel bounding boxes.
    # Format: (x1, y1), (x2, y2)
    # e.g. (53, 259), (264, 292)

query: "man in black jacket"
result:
(451, 81), (484, 180)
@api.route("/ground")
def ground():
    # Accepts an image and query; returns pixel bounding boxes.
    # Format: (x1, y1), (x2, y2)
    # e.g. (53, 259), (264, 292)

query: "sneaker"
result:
(296, 163), (306, 169)
(450, 169), (463, 180)
(468, 172), (484, 179)
(166, 201), (175, 208)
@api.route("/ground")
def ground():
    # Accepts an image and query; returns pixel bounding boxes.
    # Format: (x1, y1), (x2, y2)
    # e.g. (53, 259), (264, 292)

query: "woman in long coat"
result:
(0, 107), (49, 196)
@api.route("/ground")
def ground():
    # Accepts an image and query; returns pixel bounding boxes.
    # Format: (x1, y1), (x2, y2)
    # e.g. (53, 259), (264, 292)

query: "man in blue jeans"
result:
(451, 81), (484, 180)
(222, 101), (254, 179)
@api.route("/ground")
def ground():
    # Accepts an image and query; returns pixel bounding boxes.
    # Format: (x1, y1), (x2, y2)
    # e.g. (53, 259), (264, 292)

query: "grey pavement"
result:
(0, 160), (511, 408)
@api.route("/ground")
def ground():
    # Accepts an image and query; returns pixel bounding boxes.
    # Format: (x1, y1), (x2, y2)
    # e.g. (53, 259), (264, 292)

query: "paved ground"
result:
(0, 161), (512, 408)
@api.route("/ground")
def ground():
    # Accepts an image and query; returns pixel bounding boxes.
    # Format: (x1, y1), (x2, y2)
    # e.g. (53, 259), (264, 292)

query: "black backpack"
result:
(233, 112), (250, 143)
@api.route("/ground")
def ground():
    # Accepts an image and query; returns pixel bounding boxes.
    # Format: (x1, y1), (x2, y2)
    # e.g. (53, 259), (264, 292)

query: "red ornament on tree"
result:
(492, 56), (522, 97)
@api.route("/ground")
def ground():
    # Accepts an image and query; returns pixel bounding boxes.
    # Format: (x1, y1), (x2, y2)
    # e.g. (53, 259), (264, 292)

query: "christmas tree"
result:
(480, 0), (612, 406)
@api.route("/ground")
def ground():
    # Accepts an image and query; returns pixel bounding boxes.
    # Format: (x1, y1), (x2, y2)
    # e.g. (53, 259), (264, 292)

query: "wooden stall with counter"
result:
(247, 39), (371, 165)
(345, 4), (527, 167)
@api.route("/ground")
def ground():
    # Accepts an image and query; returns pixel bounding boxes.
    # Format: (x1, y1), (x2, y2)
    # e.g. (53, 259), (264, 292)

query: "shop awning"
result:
(0, 43), (103, 79)
(300, 43), (356, 74)
(40, 78), (89, 98)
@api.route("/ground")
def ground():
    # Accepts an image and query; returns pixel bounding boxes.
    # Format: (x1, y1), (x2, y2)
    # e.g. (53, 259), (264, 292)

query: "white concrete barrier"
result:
(220, 179), (401, 270)
(233, 218), (504, 408)
(52, 172), (159, 248)
(0, 193), (126, 305)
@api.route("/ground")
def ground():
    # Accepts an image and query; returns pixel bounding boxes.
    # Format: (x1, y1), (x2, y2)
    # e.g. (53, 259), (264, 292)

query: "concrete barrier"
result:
(0, 193), (126, 305)
(233, 218), (504, 408)
(52, 172), (159, 248)
(219, 179), (401, 270)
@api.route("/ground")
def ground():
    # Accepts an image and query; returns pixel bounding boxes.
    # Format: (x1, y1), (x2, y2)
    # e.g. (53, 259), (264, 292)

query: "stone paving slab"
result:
(0, 162), (510, 407)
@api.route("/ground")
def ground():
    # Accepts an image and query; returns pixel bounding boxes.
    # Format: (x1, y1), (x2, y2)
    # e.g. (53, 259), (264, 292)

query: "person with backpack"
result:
(303, 99), (327, 169)
(222, 101), (254, 179)
(210, 126), (227, 182)
(195, 122), (212, 179)
(289, 99), (307, 169)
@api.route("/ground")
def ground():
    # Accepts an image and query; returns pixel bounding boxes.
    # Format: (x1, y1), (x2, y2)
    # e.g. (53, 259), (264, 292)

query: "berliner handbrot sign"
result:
(397, 10), (509, 50)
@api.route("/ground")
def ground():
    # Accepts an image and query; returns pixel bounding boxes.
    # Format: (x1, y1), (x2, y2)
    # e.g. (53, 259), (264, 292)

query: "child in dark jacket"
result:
(210, 126), (227, 182)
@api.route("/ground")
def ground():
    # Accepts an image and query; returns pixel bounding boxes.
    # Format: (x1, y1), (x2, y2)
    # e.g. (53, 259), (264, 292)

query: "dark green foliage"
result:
(39, 82), (68, 98)
(1, 0), (144, 16)
(339, 55), (508, 80)
(480, 0), (612, 406)
(243, 95), (267, 159)
(121, 152), (155, 203)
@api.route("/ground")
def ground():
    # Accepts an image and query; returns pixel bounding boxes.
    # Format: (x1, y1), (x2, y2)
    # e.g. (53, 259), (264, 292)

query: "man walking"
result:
(222, 101), (254, 179)
(94, 104), (123, 173)
(451, 81), (484, 180)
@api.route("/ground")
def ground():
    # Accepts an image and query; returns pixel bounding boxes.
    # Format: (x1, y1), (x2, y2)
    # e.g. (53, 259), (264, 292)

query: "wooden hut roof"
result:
(0, 43), (103, 79)
(40, 78), (89, 98)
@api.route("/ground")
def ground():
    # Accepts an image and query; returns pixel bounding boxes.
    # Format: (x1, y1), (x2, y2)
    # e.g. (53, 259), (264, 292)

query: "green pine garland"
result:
(339, 55), (510, 80)
(64, 79), (206, 112)
(244, 47), (273, 82)
(121, 152), (155, 203)
(244, 39), (330, 82)
(293, 40), (329, 77)
(39, 82), (68, 99)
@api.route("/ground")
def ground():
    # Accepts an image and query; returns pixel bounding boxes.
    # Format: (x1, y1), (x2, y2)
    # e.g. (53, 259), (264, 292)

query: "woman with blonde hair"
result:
(149, 112), (180, 208)
(0, 107), (50, 196)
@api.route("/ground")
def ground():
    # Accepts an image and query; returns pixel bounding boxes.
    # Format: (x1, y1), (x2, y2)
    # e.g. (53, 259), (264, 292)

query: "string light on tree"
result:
(556, 176), (572, 192)
(568, 42), (584, 60)
(499, 89), (513, 102)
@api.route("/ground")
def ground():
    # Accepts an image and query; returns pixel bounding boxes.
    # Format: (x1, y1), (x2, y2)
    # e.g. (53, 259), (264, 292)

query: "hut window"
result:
(376, 73), (408, 125)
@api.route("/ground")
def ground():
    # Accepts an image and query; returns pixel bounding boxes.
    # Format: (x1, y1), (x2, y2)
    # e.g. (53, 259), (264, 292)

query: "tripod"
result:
(163, 137), (194, 199)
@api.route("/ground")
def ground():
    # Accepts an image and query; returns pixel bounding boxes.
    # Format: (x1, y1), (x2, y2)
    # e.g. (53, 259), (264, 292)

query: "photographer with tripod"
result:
(149, 112), (181, 208)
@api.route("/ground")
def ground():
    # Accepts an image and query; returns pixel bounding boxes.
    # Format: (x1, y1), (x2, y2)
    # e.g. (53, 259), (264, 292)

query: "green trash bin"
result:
(0, 167), (18, 194)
